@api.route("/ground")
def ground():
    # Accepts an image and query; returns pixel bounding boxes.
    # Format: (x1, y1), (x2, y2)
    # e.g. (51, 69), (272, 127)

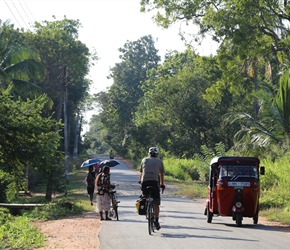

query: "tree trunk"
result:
(254, 65), (259, 119)
(63, 66), (70, 182)
(45, 173), (53, 201)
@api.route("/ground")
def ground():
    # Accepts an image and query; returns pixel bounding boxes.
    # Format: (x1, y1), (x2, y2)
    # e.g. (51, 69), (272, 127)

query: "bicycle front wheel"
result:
(113, 204), (119, 220)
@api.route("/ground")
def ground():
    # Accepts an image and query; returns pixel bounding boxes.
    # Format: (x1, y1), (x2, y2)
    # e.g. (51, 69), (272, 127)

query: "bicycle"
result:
(108, 184), (120, 220)
(145, 186), (155, 235)
(139, 184), (165, 235)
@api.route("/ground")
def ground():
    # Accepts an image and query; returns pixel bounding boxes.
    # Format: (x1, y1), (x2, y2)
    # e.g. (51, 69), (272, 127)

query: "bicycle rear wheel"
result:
(147, 202), (154, 235)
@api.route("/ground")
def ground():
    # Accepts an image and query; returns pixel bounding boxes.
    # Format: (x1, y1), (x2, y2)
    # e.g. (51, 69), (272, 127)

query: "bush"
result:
(0, 209), (44, 249)
(0, 170), (13, 202)
(24, 197), (83, 220)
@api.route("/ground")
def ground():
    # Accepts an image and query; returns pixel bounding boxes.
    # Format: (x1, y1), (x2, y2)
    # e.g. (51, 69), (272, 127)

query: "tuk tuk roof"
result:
(210, 156), (260, 166)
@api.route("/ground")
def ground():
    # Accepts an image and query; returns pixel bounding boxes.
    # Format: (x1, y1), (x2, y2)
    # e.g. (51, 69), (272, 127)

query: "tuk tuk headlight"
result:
(235, 202), (242, 208)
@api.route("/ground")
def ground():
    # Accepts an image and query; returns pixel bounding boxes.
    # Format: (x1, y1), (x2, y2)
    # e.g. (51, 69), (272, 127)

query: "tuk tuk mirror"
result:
(260, 166), (265, 175)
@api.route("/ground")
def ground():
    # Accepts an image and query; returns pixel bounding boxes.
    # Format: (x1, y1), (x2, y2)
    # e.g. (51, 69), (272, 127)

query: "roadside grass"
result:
(0, 207), (45, 250)
(260, 208), (290, 225)
(176, 182), (208, 199)
(0, 165), (95, 249)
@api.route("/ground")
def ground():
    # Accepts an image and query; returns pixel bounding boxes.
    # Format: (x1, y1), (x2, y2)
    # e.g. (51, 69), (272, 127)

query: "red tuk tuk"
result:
(205, 156), (265, 226)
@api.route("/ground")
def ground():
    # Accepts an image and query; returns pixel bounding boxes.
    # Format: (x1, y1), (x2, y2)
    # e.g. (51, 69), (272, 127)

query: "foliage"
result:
(140, 0), (289, 63)
(223, 69), (290, 155)
(0, 170), (13, 202)
(25, 18), (97, 169)
(91, 35), (160, 157)
(0, 88), (63, 202)
(0, 20), (45, 99)
(27, 18), (92, 112)
(23, 197), (83, 220)
(0, 208), (44, 250)
(260, 153), (290, 209)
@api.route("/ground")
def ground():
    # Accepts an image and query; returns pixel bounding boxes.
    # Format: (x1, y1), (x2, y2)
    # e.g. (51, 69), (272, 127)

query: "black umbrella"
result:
(98, 159), (120, 169)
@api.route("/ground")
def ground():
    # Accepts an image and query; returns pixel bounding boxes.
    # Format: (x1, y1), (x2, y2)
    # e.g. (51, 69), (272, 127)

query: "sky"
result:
(1, 0), (218, 90)
(1, 0), (218, 126)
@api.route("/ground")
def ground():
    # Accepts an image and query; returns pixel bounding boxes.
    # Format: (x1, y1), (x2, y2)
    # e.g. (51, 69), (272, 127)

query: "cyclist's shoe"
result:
(105, 217), (112, 220)
(154, 221), (161, 230)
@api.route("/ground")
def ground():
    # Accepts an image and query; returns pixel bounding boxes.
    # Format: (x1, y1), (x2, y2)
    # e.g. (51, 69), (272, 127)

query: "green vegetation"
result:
(0, 208), (44, 250)
(2, 1), (290, 247)
(0, 165), (95, 249)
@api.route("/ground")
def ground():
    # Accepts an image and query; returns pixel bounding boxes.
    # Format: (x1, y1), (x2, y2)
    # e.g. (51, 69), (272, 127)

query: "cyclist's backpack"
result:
(135, 196), (146, 215)
(87, 172), (95, 188)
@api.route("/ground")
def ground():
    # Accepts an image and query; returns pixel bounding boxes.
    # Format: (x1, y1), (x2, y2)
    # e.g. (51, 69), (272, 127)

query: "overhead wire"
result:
(18, 0), (33, 25)
(22, 0), (36, 23)
(2, 0), (36, 30)
(10, 0), (30, 29)
(3, 0), (23, 27)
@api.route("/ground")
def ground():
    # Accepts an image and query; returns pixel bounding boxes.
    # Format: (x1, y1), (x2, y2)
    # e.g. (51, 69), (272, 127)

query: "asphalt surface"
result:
(95, 154), (290, 250)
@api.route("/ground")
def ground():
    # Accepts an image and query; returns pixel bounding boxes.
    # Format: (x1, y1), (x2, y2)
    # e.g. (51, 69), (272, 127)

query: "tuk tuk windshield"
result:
(219, 165), (258, 180)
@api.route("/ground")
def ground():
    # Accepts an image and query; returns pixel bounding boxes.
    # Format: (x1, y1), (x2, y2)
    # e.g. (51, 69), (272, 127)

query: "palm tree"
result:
(224, 69), (290, 151)
(0, 20), (45, 99)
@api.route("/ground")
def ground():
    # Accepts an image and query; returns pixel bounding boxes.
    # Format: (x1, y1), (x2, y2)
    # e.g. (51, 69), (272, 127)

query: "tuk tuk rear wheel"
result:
(236, 213), (242, 227)
(253, 213), (258, 224)
(207, 208), (213, 223)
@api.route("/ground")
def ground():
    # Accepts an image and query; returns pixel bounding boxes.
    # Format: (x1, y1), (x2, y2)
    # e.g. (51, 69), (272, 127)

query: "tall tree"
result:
(137, 49), (224, 157)
(0, 88), (63, 201)
(140, 0), (289, 101)
(97, 35), (160, 153)
(140, 0), (289, 54)
(25, 18), (96, 177)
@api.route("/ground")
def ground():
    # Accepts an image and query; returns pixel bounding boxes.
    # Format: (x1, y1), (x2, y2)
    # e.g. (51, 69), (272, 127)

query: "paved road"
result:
(96, 154), (290, 250)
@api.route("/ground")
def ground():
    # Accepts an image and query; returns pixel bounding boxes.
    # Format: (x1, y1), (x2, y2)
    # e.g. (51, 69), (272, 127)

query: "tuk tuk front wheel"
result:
(206, 207), (213, 223)
(235, 213), (242, 227)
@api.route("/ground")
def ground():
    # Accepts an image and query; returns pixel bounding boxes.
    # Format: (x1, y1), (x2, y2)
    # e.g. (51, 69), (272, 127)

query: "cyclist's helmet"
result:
(148, 147), (159, 156)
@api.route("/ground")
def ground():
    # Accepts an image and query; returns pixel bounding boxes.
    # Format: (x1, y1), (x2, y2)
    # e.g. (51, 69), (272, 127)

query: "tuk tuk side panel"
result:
(207, 164), (219, 214)
(241, 187), (259, 216)
(207, 186), (219, 214)
(217, 187), (235, 216)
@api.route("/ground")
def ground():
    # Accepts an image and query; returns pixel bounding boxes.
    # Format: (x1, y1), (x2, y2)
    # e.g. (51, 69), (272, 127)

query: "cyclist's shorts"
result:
(141, 180), (160, 205)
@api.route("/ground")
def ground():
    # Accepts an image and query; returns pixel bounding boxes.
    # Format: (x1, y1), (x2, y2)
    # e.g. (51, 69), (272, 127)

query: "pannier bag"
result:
(136, 196), (146, 215)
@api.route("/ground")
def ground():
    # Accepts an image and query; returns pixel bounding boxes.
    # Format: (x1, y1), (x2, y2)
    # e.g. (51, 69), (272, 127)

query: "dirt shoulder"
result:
(34, 211), (101, 250)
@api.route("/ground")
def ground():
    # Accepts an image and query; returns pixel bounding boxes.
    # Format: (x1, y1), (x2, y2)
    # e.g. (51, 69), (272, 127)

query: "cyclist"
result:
(139, 147), (165, 230)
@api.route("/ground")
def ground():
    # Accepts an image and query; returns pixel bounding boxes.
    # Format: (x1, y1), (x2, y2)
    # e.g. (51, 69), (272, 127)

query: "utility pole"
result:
(73, 109), (81, 160)
(63, 65), (69, 182)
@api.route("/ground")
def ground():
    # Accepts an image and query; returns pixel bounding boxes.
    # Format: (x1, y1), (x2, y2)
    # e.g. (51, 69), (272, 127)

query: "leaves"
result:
(0, 88), (63, 201)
